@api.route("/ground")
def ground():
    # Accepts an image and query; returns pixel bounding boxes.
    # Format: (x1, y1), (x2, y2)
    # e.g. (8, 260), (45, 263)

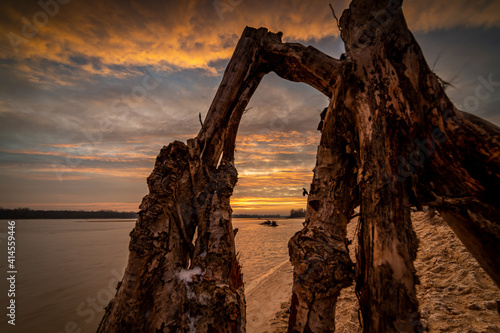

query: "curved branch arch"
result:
(196, 27), (343, 167)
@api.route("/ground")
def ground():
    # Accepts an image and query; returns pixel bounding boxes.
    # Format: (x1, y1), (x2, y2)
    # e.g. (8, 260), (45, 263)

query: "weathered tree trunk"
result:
(287, 75), (359, 332)
(98, 0), (500, 332)
(337, 1), (500, 331)
(96, 26), (270, 332)
(96, 141), (246, 332)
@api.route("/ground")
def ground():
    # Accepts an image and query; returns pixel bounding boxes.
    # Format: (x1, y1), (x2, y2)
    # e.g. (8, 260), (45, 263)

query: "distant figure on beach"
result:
(302, 188), (309, 196)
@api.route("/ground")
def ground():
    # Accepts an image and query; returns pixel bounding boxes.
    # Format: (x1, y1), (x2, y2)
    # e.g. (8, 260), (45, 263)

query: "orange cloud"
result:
(0, 0), (344, 83)
(2, 0), (498, 86)
(231, 196), (306, 214)
(403, 0), (500, 32)
(0, 163), (151, 181)
(237, 170), (312, 187)
(2, 0), (499, 77)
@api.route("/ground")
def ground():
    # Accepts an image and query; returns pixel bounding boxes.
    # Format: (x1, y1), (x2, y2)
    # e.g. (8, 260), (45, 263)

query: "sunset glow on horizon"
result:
(1, 0), (499, 215)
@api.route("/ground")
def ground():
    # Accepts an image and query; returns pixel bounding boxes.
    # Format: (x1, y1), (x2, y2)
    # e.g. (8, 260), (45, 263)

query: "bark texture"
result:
(97, 142), (246, 332)
(99, 0), (500, 332)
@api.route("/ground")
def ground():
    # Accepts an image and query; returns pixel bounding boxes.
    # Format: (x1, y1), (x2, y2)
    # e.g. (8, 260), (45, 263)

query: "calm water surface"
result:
(0, 218), (303, 332)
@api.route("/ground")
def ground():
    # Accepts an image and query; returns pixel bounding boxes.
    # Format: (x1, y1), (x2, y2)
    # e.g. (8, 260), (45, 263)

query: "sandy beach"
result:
(247, 212), (500, 332)
(246, 259), (294, 333)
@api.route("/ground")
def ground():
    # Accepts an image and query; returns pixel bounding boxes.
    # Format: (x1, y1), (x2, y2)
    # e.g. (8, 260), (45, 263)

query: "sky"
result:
(0, 0), (499, 215)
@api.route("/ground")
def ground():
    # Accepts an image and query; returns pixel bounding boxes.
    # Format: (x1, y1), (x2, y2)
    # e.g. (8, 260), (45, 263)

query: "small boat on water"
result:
(260, 219), (278, 227)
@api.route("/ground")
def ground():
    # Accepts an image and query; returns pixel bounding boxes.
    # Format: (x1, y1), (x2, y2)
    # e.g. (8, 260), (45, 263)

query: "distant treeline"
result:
(232, 209), (306, 219)
(0, 208), (138, 220)
(232, 214), (282, 218)
(1, 208), (306, 220)
(288, 208), (306, 218)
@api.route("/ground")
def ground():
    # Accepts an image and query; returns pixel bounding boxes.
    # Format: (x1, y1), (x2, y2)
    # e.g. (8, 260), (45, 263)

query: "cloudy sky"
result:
(0, 0), (499, 215)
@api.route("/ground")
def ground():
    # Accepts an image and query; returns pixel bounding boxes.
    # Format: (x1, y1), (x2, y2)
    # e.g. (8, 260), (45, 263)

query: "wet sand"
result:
(246, 260), (293, 333)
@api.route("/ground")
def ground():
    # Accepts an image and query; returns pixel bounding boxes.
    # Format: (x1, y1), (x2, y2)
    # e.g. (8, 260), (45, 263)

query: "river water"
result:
(0, 218), (303, 332)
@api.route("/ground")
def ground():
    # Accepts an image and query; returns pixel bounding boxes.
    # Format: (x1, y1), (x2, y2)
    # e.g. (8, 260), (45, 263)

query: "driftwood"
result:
(98, 0), (499, 332)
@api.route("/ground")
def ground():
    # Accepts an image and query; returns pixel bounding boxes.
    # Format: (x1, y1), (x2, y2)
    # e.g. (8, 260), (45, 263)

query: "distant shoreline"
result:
(0, 208), (138, 220)
(1, 208), (305, 220)
(233, 214), (283, 219)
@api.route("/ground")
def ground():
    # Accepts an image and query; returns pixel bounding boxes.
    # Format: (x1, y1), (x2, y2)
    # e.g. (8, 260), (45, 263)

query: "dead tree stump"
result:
(98, 0), (500, 332)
